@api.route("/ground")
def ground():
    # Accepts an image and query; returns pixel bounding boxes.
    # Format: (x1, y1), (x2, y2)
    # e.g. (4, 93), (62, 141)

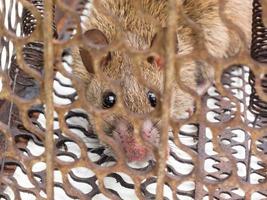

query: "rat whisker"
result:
(103, 119), (125, 137)
(148, 120), (161, 135)
(103, 119), (115, 129)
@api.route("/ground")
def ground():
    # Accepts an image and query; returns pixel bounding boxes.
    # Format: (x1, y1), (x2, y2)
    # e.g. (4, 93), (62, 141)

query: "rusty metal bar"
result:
(43, 0), (55, 199)
(2, 0), (267, 199)
(261, 0), (267, 27)
(155, 0), (178, 199)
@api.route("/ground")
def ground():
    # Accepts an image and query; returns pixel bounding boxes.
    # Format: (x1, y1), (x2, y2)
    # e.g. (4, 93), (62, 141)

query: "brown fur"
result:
(71, 0), (252, 161)
(73, 0), (252, 118)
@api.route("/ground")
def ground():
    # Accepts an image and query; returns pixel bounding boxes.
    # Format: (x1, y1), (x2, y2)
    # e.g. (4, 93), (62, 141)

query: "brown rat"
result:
(72, 0), (252, 163)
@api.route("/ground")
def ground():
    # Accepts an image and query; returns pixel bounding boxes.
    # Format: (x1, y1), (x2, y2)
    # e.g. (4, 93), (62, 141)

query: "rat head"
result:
(73, 28), (213, 163)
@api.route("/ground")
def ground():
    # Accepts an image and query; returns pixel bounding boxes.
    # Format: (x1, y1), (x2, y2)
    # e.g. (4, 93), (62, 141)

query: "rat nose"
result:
(125, 120), (161, 162)
(113, 119), (160, 162)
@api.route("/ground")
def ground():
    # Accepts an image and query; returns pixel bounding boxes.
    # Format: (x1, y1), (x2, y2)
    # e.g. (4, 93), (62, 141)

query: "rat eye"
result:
(147, 56), (155, 64)
(147, 91), (157, 107)
(102, 91), (116, 109)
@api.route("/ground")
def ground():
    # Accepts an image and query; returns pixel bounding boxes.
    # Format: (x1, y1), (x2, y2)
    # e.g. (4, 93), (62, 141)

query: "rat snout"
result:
(112, 119), (162, 163)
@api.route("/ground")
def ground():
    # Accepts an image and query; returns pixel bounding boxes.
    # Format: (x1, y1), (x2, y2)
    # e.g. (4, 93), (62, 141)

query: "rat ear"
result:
(79, 29), (110, 74)
(149, 28), (178, 69)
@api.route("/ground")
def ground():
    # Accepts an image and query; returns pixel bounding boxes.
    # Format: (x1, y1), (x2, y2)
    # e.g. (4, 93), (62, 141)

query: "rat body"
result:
(72, 0), (252, 163)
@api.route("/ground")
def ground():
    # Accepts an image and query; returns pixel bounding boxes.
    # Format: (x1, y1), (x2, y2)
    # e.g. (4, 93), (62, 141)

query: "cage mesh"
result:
(1, 0), (267, 200)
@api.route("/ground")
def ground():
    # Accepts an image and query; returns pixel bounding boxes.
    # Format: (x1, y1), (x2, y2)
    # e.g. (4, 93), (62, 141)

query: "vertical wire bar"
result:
(261, 0), (267, 27)
(156, 0), (177, 199)
(43, 0), (55, 199)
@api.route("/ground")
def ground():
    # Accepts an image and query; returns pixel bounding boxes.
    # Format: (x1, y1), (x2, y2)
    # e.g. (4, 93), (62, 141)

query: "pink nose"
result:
(113, 120), (164, 162)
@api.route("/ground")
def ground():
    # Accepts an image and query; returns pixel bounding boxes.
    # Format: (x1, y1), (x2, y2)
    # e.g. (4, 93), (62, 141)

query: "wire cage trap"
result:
(1, 0), (267, 199)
